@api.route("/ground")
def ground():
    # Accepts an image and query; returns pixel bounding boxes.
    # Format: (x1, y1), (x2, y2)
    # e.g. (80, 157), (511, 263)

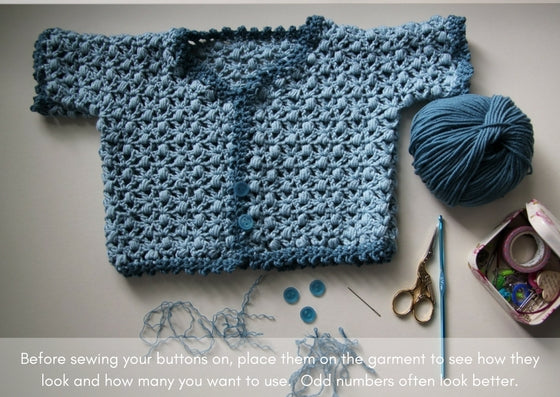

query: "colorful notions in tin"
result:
(300, 306), (317, 323)
(512, 283), (532, 306)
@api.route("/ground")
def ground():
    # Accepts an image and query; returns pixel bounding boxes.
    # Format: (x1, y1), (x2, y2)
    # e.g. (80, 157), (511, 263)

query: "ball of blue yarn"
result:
(409, 94), (534, 207)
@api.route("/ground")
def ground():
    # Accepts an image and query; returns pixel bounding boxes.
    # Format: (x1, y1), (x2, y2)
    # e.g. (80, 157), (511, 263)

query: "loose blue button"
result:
(237, 214), (254, 231)
(310, 279), (326, 297)
(233, 181), (250, 198)
(283, 287), (300, 304)
(300, 306), (317, 324)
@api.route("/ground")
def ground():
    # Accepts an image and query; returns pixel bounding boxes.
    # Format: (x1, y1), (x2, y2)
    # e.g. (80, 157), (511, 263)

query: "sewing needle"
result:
(438, 215), (447, 379)
(347, 287), (381, 317)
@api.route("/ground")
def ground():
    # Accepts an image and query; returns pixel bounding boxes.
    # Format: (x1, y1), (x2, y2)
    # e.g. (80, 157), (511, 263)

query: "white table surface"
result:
(1, 3), (559, 396)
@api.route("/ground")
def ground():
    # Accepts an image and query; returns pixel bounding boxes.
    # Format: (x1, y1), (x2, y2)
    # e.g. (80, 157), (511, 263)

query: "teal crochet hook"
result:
(438, 215), (447, 379)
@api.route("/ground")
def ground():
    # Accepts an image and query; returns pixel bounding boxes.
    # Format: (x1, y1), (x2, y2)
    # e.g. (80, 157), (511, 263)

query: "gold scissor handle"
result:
(392, 288), (434, 323)
(411, 294), (435, 323)
(393, 226), (438, 323)
(392, 289), (415, 317)
(393, 268), (435, 323)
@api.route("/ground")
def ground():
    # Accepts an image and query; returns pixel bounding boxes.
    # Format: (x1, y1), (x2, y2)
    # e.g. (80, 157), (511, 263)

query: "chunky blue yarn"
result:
(31, 16), (473, 276)
(409, 94), (534, 207)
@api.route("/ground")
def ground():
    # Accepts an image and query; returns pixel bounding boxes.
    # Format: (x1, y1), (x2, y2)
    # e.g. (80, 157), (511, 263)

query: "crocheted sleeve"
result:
(30, 28), (178, 117)
(343, 15), (472, 109)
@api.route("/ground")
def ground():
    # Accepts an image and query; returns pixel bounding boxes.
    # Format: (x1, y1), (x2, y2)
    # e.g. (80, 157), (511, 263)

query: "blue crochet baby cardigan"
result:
(31, 16), (472, 276)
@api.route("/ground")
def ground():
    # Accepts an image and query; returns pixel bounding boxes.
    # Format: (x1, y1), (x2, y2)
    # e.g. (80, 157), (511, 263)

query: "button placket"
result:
(233, 180), (254, 232)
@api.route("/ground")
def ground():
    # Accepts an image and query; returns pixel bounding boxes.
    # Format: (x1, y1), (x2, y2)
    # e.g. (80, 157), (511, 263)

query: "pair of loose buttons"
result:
(283, 280), (326, 324)
(234, 182), (252, 230)
(283, 280), (326, 303)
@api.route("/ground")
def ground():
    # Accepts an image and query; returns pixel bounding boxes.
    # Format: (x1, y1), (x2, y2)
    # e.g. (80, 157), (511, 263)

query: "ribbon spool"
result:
(502, 225), (550, 273)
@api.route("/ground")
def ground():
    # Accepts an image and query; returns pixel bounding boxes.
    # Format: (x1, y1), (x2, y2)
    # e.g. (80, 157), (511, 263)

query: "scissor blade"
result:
(421, 226), (439, 263)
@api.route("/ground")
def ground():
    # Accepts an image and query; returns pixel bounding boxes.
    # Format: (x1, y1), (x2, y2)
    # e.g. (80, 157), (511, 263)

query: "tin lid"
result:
(526, 199), (560, 258)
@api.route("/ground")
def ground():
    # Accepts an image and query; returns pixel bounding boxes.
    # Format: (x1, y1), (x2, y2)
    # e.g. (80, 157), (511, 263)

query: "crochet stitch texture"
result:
(31, 16), (472, 276)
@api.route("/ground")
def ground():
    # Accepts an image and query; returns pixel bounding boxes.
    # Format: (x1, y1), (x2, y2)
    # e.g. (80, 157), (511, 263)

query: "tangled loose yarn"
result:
(140, 276), (274, 355)
(288, 328), (376, 397)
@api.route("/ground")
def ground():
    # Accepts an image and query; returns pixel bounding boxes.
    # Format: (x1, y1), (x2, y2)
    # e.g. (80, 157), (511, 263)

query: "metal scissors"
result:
(392, 226), (437, 323)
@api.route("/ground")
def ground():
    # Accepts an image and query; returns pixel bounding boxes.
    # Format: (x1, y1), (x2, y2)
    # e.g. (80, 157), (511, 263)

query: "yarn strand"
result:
(288, 328), (376, 397)
(140, 276), (274, 355)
